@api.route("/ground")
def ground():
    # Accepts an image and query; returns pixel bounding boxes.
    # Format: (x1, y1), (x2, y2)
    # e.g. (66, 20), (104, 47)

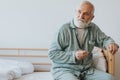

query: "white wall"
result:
(0, 0), (79, 48)
(0, 0), (120, 79)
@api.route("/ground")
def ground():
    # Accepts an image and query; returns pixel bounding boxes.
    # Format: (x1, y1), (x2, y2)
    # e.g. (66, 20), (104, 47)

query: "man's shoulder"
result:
(89, 22), (99, 29)
(62, 22), (71, 27)
(59, 22), (71, 30)
(89, 22), (97, 27)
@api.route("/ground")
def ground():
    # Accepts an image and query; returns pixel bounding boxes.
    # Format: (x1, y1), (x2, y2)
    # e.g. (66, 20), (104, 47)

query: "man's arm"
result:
(48, 27), (76, 64)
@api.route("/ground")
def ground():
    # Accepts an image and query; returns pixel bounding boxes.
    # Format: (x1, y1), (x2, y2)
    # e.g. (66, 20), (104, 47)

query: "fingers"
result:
(108, 44), (114, 54)
(75, 50), (88, 60)
(82, 51), (88, 58)
(107, 43), (119, 54)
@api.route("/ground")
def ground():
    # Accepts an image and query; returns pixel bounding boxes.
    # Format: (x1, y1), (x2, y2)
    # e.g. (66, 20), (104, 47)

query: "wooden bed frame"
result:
(0, 48), (114, 75)
(103, 49), (115, 75)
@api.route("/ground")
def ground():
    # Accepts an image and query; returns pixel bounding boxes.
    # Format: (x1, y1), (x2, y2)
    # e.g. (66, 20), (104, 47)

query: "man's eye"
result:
(78, 12), (81, 14)
(85, 13), (90, 16)
(78, 10), (81, 14)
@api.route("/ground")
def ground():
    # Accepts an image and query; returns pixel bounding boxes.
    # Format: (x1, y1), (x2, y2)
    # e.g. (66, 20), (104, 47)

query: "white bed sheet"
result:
(14, 72), (53, 80)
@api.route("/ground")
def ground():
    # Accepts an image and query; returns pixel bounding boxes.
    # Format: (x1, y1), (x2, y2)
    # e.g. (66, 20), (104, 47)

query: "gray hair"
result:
(76, 0), (95, 15)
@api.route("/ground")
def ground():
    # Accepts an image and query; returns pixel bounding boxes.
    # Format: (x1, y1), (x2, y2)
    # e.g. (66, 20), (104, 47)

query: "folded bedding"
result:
(0, 66), (21, 80)
(0, 73), (8, 80)
(0, 59), (34, 80)
(14, 72), (53, 80)
(15, 61), (34, 75)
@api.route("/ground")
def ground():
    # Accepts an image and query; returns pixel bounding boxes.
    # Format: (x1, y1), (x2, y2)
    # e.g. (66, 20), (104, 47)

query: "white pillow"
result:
(0, 73), (8, 80)
(0, 61), (22, 80)
(92, 47), (107, 72)
(17, 61), (34, 75)
(0, 59), (34, 75)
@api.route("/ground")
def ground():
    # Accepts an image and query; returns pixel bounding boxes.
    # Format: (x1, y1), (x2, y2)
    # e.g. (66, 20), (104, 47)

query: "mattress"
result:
(14, 72), (53, 80)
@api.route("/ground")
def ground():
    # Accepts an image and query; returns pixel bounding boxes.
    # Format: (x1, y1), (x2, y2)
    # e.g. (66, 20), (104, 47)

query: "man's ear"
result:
(91, 15), (94, 21)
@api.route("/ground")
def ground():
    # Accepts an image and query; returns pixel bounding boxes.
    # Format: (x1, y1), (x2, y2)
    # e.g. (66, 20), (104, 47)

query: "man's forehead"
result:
(76, 3), (94, 14)
(75, 1), (94, 13)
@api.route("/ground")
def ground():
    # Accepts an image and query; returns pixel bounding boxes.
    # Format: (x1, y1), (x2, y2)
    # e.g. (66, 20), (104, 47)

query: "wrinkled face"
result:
(75, 3), (94, 24)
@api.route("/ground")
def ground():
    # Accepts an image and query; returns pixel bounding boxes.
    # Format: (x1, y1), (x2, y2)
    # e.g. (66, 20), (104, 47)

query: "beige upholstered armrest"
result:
(102, 50), (115, 75)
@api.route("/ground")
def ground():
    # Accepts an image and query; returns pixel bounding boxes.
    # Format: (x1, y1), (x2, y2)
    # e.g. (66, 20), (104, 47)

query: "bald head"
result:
(76, 1), (95, 15)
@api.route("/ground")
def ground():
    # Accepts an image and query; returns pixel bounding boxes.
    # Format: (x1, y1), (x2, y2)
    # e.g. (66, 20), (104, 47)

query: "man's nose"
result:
(79, 13), (84, 19)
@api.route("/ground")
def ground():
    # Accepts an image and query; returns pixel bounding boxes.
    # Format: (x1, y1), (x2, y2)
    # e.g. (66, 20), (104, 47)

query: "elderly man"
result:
(48, 1), (119, 80)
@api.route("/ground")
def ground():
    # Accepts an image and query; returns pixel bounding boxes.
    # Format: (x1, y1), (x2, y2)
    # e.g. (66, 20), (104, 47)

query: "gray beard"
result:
(74, 18), (90, 28)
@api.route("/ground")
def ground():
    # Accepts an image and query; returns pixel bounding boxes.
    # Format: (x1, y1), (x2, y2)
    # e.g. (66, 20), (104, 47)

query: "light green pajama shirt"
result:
(48, 20), (115, 79)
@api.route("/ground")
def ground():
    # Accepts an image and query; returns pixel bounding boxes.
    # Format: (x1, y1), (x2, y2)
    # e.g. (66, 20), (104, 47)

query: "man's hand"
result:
(107, 43), (119, 54)
(75, 50), (88, 60)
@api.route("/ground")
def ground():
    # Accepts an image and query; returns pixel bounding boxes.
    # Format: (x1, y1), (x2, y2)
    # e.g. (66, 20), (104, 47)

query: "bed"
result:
(0, 47), (114, 80)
